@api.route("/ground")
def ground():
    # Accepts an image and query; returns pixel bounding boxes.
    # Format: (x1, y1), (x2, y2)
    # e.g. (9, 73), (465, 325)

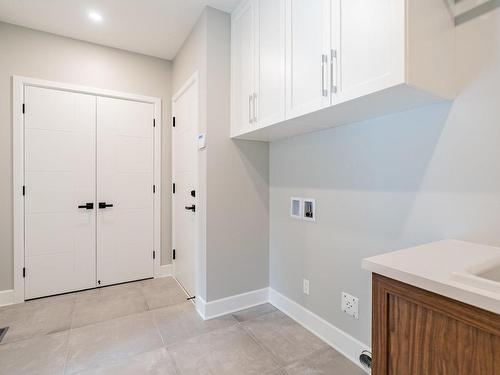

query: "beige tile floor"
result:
(0, 277), (365, 375)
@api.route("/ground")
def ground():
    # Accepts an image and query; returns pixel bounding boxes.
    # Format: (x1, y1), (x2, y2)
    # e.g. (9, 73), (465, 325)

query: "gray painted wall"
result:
(270, 8), (500, 346)
(0, 22), (172, 291)
(172, 7), (269, 302)
(204, 8), (269, 301)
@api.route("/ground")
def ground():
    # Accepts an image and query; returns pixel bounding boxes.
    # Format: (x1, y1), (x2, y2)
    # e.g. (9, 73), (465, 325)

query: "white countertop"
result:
(362, 239), (500, 315)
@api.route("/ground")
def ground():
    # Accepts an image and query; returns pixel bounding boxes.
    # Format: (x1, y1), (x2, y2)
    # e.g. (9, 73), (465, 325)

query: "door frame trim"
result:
(12, 75), (162, 304)
(171, 71), (200, 299)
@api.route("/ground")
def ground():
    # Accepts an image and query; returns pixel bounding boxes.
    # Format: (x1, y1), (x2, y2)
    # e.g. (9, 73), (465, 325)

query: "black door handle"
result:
(99, 202), (114, 209)
(185, 205), (196, 212)
(78, 203), (94, 210)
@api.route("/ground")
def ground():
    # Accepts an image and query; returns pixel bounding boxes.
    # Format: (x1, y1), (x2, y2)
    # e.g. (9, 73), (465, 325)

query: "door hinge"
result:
(153, 250), (156, 260)
(22, 103), (25, 114)
(22, 186), (25, 196)
(172, 182), (176, 194)
(22, 267), (26, 278)
(153, 118), (156, 128)
(173, 249), (176, 260)
(153, 185), (156, 194)
(172, 116), (176, 128)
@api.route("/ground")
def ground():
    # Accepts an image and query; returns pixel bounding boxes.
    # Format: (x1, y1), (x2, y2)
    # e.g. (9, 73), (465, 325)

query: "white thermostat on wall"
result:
(197, 133), (206, 149)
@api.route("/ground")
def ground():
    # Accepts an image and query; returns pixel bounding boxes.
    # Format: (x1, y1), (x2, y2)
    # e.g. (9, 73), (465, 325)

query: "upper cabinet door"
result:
(337, 0), (405, 103)
(254, 0), (286, 128)
(285, 0), (331, 120)
(231, 0), (256, 136)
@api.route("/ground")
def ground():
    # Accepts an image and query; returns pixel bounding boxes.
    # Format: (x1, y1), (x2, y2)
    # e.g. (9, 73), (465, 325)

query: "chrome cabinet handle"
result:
(330, 49), (338, 94)
(321, 54), (328, 97)
(248, 94), (253, 124)
(253, 93), (258, 123)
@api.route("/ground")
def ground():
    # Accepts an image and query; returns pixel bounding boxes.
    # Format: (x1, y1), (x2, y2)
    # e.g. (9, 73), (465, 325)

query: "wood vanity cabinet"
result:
(372, 274), (500, 375)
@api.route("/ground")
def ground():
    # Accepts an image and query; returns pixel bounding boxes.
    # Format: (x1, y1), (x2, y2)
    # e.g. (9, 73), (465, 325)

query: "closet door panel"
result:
(24, 86), (96, 299)
(97, 97), (154, 286)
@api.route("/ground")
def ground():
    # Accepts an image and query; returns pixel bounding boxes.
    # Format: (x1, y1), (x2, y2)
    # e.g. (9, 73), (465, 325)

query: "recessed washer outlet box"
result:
(303, 199), (316, 222)
(291, 197), (303, 219)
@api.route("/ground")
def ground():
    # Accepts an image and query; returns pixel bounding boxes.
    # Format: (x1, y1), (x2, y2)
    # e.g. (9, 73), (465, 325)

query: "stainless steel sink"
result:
(452, 256), (500, 294)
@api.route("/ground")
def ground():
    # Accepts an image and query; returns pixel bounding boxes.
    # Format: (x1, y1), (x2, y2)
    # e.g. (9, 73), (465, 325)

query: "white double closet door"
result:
(24, 86), (154, 299)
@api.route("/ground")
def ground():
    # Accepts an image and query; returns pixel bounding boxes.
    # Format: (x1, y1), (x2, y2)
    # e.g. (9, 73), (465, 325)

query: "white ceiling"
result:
(0, 0), (240, 60)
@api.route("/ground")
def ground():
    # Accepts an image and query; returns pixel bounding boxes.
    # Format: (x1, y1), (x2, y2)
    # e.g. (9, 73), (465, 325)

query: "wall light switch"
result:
(197, 133), (206, 149)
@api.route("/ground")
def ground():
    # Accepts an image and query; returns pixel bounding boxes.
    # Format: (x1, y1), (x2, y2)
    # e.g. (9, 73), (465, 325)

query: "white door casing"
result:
(24, 86), (96, 299)
(12, 76), (161, 303)
(172, 74), (199, 298)
(96, 97), (155, 286)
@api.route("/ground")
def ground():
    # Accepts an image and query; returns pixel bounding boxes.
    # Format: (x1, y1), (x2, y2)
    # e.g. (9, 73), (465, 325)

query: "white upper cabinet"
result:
(231, 0), (256, 135)
(231, 0), (286, 136)
(231, 0), (455, 141)
(336, 0), (405, 103)
(255, 0), (286, 128)
(285, 0), (332, 118)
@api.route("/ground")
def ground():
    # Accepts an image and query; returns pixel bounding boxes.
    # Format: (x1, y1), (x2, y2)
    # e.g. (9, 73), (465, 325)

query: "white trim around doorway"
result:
(12, 75), (162, 304)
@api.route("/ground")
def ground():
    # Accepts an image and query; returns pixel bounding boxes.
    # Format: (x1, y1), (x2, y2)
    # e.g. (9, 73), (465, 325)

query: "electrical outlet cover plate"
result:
(303, 279), (310, 295)
(342, 292), (359, 319)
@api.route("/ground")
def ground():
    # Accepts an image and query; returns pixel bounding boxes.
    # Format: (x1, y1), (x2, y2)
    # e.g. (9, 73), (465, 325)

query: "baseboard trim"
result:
(197, 287), (270, 320)
(269, 288), (370, 374)
(157, 264), (172, 278)
(0, 289), (14, 307)
(190, 286), (370, 373)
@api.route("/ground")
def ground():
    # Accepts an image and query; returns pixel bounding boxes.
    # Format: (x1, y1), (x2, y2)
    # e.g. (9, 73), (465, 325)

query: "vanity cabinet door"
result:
(373, 274), (500, 375)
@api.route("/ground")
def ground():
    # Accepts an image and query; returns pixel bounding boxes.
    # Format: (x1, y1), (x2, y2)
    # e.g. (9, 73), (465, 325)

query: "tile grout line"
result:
(62, 296), (78, 375)
(238, 322), (286, 371)
(238, 309), (336, 372)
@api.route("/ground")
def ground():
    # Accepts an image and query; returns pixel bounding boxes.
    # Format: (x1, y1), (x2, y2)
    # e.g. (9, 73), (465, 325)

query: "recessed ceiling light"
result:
(88, 11), (103, 23)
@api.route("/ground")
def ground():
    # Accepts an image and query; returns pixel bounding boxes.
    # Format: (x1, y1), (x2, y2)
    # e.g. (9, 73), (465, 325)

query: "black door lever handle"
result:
(98, 202), (114, 209)
(185, 205), (196, 212)
(78, 203), (94, 209)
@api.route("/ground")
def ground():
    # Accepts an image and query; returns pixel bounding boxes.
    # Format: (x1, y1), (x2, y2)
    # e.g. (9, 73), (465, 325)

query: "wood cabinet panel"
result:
(373, 274), (500, 375)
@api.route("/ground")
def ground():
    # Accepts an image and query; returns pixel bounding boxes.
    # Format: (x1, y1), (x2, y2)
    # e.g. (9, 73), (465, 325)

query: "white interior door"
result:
(24, 86), (96, 299)
(172, 78), (198, 298)
(97, 97), (154, 286)
(285, 0), (331, 119)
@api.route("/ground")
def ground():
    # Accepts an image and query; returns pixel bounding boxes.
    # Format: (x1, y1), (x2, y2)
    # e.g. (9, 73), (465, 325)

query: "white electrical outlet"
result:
(341, 292), (359, 319)
(303, 279), (310, 295)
